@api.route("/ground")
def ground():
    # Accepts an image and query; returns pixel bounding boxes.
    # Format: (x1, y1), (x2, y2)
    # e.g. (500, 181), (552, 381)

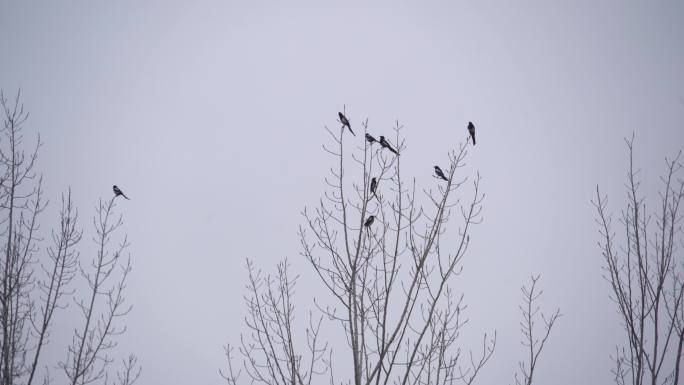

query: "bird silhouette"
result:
(338, 112), (355, 136)
(433, 166), (448, 181)
(468, 121), (476, 145)
(365, 133), (377, 144)
(364, 215), (375, 229)
(378, 136), (399, 155)
(113, 185), (130, 200)
(370, 177), (378, 197)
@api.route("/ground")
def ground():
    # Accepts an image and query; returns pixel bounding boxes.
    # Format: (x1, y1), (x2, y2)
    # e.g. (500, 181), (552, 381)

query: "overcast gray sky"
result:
(1, 1), (683, 384)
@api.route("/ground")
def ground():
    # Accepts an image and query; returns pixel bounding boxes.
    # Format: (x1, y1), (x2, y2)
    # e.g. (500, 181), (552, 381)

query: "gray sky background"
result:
(1, 1), (684, 384)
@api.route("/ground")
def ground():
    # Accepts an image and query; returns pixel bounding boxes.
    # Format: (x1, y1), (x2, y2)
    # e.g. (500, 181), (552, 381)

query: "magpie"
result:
(468, 121), (476, 145)
(364, 215), (375, 228)
(378, 136), (399, 155)
(370, 177), (378, 197)
(365, 133), (377, 144)
(338, 112), (355, 136)
(433, 166), (448, 181)
(113, 185), (130, 200)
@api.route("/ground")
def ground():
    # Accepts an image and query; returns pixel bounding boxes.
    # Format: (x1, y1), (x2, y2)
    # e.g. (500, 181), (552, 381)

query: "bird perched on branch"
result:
(370, 177), (378, 198)
(338, 112), (355, 136)
(113, 185), (130, 200)
(468, 121), (476, 145)
(364, 215), (375, 229)
(433, 166), (448, 181)
(378, 136), (399, 155)
(365, 133), (377, 144)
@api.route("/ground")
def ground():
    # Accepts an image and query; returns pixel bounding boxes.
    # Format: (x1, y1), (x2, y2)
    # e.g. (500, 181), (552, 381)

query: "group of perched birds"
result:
(338, 112), (401, 155)
(337, 111), (477, 232)
(108, 113), (474, 226)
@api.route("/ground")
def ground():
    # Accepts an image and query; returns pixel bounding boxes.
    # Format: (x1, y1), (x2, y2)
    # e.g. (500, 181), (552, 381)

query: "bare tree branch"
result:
(593, 136), (684, 385)
(60, 198), (137, 385)
(513, 275), (561, 385)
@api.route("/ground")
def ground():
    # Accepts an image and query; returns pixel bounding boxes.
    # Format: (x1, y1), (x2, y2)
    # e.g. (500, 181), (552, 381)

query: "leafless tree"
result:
(59, 197), (137, 385)
(0, 89), (139, 385)
(594, 136), (684, 385)
(0, 89), (45, 385)
(513, 275), (560, 385)
(224, 112), (495, 385)
(220, 259), (326, 385)
(26, 190), (81, 385)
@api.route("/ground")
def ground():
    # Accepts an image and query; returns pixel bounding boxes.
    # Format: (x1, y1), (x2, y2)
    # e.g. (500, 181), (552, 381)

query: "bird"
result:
(370, 177), (378, 197)
(434, 166), (448, 181)
(378, 136), (399, 155)
(338, 112), (355, 136)
(365, 133), (377, 144)
(364, 215), (375, 229)
(468, 121), (476, 145)
(113, 185), (130, 200)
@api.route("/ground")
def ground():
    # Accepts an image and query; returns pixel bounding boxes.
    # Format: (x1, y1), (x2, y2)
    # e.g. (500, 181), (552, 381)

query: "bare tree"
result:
(221, 259), (327, 385)
(513, 275), (560, 385)
(59, 198), (137, 385)
(594, 136), (684, 385)
(0, 89), (45, 385)
(224, 113), (495, 385)
(0, 89), (139, 385)
(26, 190), (81, 385)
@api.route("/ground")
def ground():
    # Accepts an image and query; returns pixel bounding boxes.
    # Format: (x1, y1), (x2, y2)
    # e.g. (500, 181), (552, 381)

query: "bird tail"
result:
(123, 194), (130, 200)
(472, 135), (476, 145)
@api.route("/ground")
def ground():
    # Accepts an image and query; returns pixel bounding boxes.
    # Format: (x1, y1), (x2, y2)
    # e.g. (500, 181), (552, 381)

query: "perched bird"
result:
(370, 177), (378, 197)
(113, 185), (130, 200)
(364, 215), (375, 229)
(433, 166), (448, 181)
(338, 112), (355, 136)
(365, 133), (377, 144)
(468, 121), (476, 145)
(378, 136), (399, 155)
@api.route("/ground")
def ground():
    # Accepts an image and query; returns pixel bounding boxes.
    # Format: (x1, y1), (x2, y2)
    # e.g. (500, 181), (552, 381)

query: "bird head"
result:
(379, 136), (385, 141)
(113, 185), (118, 189)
